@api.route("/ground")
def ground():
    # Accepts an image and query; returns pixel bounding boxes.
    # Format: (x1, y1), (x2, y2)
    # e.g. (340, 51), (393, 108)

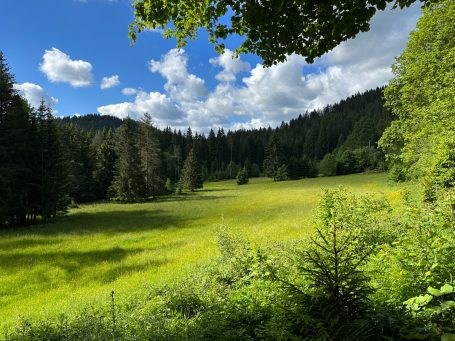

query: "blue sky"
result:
(0, 0), (422, 132)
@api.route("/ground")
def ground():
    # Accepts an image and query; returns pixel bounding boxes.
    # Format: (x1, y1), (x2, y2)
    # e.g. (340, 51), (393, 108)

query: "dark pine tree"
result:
(236, 167), (249, 185)
(36, 101), (70, 221)
(180, 148), (202, 192)
(0, 51), (17, 226)
(139, 113), (163, 199)
(93, 129), (117, 200)
(263, 134), (286, 181)
(62, 124), (96, 203)
(109, 117), (146, 202)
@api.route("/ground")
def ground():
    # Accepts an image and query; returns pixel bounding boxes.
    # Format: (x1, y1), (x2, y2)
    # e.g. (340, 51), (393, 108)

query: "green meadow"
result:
(0, 173), (404, 330)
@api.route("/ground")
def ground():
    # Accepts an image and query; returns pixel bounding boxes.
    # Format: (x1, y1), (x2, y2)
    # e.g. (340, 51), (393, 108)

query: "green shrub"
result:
(236, 167), (249, 185)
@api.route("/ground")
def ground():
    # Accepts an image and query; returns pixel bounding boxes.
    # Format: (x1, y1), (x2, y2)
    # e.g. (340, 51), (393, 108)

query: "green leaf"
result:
(428, 286), (442, 296)
(440, 283), (454, 295)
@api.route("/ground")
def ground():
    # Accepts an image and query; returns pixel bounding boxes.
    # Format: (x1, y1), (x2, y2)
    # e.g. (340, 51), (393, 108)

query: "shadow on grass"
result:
(0, 209), (189, 238)
(0, 241), (185, 283)
(154, 193), (233, 203)
(0, 238), (64, 251)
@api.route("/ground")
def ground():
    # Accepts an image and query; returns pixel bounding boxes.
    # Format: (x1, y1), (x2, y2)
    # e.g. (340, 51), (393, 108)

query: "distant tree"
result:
(0, 51), (15, 118)
(207, 129), (217, 174)
(139, 113), (163, 199)
(0, 52), (70, 226)
(263, 134), (286, 181)
(216, 128), (227, 174)
(0, 51), (17, 226)
(226, 160), (239, 179)
(0, 60), (12, 225)
(288, 156), (305, 180)
(171, 144), (183, 182)
(319, 153), (337, 177)
(180, 148), (203, 192)
(336, 150), (359, 175)
(236, 167), (249, 185)
(275, 164), (289, 182)
(302, 155), (318, 178)
(36, 101), (70, 221)
(249, 163), (261, 178)
(109, 118), (146, 202)
(1, 96), (36, 225)
(62, 124), (96, 203)
(185, 127), (193, 158)
(165, 178), (173, 194)
(93, 129), (117, 200)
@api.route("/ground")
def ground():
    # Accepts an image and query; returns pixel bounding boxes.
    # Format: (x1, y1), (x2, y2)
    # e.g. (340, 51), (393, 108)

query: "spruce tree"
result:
(0, 52), (69, 226)
(36, 101), (70, 221)
(62, 124), (96, 203)
(263, 134), (286, 181)
(236, 167), (249, 185)
(93, 129), (117, 200)
(1, 96), (35, 225)
(0, 51), (15, 121)
(139, 113), (163, 199)
(180, 148), (202, 192)
(275, 164), (289, 181)
(109, 117), (146, 202)
(0, 51), (16, 226)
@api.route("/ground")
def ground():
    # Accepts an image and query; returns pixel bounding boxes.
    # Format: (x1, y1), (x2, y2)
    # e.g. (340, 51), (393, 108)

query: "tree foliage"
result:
(263, 134), (286, 181)
(130, 0), (429, 66)
(379, 0), (455, 196)
(139, 113), (163, 198)
(61, 87), (389, 183)
(180, 148), (202, 192)
(0, 52), (70, 227)
(236, 167), (249, 185)
(109, 118), (146, 202)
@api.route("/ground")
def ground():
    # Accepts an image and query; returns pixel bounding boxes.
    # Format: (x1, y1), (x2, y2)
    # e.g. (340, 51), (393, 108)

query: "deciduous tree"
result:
(379, 0), (455, 196)
(130, 0), (429, 66)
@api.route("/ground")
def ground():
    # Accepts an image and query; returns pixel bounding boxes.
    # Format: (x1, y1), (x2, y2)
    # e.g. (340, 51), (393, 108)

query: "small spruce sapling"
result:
(236, 167), (249, 185)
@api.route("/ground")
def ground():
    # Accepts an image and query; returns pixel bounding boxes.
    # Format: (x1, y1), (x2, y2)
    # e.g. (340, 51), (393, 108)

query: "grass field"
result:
(0, 173), (404, 330)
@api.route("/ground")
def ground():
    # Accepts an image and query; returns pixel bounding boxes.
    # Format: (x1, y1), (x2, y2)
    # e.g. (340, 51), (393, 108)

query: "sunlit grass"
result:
(0, 173), (403, 330)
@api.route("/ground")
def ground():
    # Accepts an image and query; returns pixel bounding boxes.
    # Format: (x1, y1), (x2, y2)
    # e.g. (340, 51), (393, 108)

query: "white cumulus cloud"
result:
(100, 75), (120, 89)
(122, 87), (139, 96)
(209, 49), (250, 82)
(98, 90), (182, 126)
(13, 82), (58, 108)
(40, 47), (93, 87)
(148, 48), (207, 103)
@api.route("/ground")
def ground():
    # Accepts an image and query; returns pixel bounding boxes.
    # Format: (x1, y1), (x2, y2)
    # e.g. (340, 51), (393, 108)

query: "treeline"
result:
(60, 87), (391, 182)
(0, 53), (68, 227)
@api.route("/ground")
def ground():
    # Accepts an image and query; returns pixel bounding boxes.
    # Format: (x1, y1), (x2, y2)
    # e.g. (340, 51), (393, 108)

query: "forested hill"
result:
(278, 87), (391, 160)
(58, 86), (391, 180)
(59, 114), (123, 131)
(59, 88), (389, 158)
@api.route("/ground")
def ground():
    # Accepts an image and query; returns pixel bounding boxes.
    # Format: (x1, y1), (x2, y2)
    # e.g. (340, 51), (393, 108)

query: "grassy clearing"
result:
(0, 173), (403, 330)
